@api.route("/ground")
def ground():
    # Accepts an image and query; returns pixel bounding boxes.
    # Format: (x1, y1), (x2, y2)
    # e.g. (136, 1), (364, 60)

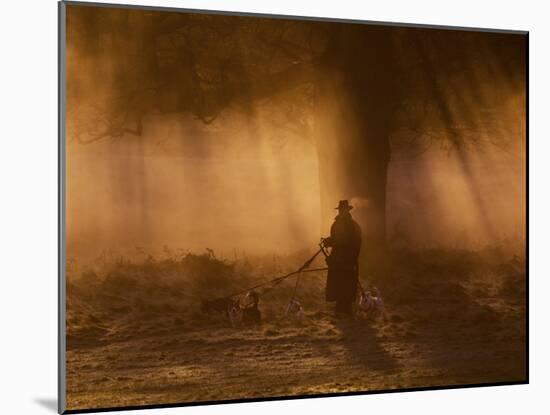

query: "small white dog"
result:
(356, 286), (387, 320)
(285, 298), (305, 321)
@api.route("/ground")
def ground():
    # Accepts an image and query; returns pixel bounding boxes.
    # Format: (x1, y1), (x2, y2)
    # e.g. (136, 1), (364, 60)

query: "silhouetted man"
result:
(323, 200), (362, 315)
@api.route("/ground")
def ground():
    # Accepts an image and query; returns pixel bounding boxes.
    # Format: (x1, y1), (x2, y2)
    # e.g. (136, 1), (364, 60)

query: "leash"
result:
(226, 266), (328, 299)
(224, 247), (325, 299)
(224, 241), (331, 300)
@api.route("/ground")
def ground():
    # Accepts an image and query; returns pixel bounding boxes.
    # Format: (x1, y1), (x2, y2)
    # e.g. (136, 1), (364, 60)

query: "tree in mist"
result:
(67, 6), (525, 269)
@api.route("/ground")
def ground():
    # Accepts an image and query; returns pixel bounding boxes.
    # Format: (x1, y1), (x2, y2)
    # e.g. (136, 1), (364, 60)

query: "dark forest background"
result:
(65, 5), (526, 271)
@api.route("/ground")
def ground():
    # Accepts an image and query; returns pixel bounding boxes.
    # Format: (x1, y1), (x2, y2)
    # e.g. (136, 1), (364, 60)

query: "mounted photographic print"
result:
(58, 1), (528, 413)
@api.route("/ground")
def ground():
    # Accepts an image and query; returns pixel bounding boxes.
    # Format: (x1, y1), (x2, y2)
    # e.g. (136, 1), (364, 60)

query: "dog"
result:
(356, 286), (387, 320)
(201, 292), (261, 327)
(241, 291), (261, 326)
(201, 297), (242, 326)
(286, 298), (305, 321)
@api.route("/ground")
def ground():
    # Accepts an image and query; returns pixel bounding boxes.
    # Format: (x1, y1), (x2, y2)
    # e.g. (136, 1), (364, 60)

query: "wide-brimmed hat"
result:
(335, 200), (353, 210)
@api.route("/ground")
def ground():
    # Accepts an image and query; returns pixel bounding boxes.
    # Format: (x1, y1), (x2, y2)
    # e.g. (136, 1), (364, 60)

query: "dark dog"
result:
(201, 297), (240, 320)
(201, 297), (233, 314)
(201, 292), (261, 327)
(241, 291), (261, 326)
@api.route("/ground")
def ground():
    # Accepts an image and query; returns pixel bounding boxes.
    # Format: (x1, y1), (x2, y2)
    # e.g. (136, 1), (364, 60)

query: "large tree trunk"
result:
(315, 84), (392, 272)
(314, 24), (400, 273)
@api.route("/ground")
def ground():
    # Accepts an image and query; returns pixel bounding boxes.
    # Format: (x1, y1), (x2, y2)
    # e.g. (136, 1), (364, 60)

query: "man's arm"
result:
(321, 222), (337, 247)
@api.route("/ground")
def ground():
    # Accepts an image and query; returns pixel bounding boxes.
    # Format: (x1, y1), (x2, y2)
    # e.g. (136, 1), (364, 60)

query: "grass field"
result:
(65, 247), (526, 410)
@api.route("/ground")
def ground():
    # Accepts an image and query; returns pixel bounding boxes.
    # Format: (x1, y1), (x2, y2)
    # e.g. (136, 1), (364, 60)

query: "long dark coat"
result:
(325, 212), (362, 303)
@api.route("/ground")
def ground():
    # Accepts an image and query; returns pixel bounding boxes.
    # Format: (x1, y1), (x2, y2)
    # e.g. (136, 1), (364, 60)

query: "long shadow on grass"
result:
(380, 249), (526, 384)
(331, 316), (398, 372)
